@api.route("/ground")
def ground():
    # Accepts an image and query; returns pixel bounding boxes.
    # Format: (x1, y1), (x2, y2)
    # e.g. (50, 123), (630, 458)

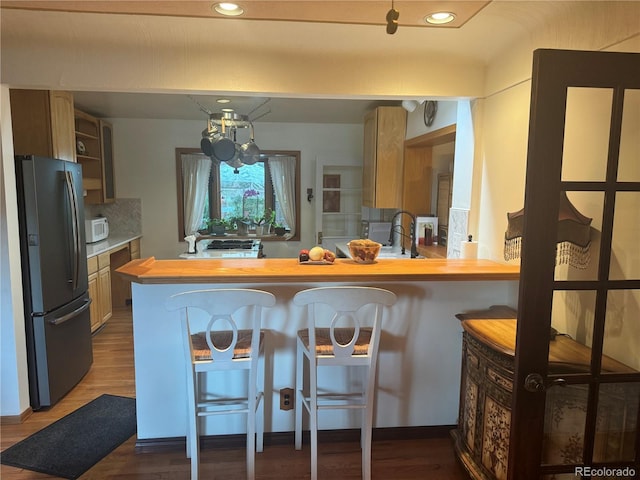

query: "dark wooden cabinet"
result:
(452, 310), (637, 480)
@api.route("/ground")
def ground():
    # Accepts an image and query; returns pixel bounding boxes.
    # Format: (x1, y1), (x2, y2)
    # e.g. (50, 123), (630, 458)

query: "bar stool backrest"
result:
(166, 289), (276, 366)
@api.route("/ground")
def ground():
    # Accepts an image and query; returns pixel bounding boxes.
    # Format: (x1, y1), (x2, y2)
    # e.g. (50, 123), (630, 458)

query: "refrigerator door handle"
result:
(49, 298), (92, 326)
(64, 170), (81, 291)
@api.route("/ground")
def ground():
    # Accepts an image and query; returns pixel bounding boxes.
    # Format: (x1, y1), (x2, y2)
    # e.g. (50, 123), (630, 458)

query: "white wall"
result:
(111, 119), (363, 259)
(475, 80), (531, 261)
(0, 85), (31, 415)
(405, 100), (457, 140)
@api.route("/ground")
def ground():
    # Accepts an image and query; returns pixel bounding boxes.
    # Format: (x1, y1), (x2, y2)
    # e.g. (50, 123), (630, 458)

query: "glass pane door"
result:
(315, 157), (362, 253)
(509, 50), (640, 480)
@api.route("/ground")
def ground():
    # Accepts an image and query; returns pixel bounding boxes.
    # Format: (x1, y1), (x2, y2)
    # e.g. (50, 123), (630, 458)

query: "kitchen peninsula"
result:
(117, 257), (519, 446)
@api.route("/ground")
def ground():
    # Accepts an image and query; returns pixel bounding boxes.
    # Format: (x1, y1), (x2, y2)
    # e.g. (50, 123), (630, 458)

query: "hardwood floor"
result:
(1, 307), (469, 479)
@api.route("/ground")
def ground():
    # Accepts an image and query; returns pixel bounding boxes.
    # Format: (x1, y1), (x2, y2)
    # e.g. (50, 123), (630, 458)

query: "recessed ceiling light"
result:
(216, 98), (231, 104)
(213, 3), (244, 16)
(424, 12), (456, 25)
(221, 108), (235, 113)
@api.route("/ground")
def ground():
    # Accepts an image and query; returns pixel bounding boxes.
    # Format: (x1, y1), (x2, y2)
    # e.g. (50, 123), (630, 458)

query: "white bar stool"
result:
(166, 288), (276, 480)
(293, 286), (397, 480)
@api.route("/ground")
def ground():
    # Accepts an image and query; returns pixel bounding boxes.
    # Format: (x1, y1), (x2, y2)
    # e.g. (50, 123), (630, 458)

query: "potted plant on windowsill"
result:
(236, 217), (254, 236)
(225, 217), (239, 234)
(255, 208), (276, 236)
(273, 222), (287, 236)
(207, 218), (229, 236)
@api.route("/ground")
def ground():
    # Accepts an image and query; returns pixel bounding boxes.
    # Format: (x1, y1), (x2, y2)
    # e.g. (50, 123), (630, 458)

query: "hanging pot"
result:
(200, 127), (213, 156)
(200, 137), (214, 157)
(240, 123), (260, 165)
(211, 118), (238, 163)
(227, 155), (244, 173)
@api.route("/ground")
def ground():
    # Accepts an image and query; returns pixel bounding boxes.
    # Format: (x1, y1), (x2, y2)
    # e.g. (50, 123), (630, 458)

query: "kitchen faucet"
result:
(389, 224), (408, 256)
(388, 210), (418, 258)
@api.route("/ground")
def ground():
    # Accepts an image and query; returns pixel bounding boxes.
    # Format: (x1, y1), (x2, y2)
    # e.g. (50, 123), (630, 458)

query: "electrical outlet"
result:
(280, 388), (294, 411)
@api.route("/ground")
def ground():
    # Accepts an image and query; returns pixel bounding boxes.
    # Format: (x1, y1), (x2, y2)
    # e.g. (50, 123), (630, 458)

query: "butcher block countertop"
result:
(461, 319), (636, 374)
(116, 257), (520, 284)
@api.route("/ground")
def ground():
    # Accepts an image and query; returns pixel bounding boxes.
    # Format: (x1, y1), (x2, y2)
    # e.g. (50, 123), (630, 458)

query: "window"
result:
(176, 148), (300, 241)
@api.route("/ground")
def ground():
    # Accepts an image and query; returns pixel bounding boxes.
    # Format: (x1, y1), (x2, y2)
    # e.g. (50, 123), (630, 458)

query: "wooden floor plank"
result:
(1, 307), (469, 479)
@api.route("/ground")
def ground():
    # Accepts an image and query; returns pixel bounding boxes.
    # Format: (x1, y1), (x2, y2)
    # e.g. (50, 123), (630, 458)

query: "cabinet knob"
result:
(524, 373), (567, 392)
(524, 373), (546, 392)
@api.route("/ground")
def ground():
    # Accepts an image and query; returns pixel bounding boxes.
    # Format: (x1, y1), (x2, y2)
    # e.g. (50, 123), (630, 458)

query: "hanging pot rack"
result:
(190, 95), (271, 172)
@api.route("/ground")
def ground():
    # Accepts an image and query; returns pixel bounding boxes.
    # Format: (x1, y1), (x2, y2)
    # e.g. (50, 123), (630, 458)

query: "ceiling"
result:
(70, 92), (404, 124)
(1, 1), (587, 124)
(0, 1), (491, 29)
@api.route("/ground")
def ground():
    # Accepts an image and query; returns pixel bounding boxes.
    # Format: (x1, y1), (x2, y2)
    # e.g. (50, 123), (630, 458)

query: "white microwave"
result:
(361, 221), (392, 245)
(85, 217), (109, 243)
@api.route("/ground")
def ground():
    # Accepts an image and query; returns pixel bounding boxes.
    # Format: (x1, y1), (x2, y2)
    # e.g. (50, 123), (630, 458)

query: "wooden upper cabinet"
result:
(402, 146), (433, 215)
(10, 89), (76, 162)
(49, 91), (76, 162)
(99, 120), (116, 203)
(362, 106), (407, 208)
(402, 125), (456, 219)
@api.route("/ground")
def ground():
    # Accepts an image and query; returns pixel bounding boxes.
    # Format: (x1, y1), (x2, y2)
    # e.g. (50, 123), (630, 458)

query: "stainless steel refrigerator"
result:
(15, 155), (93, 410)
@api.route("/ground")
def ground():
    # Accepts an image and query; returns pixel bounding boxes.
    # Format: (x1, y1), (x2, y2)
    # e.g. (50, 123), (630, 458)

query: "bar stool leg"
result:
(248, 388), (256, 478)
(309, 353), (318, 480)
(256, 350), (265, 454)
(294, 341), (304, 451)
(256, 398), (264, 454)
(362, 365), (375, 480)
(187, 370), (200, 480)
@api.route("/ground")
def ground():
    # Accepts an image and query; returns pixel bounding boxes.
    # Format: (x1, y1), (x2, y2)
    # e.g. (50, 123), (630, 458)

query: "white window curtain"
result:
(182, 154), (212, 236)
(268, 156), (296, 238)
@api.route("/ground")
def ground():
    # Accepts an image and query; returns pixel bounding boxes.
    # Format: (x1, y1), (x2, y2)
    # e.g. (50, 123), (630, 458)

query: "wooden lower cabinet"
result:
(87, 238), (141, 332)
(90, 253), (113, 332)
(110, 240), (140, 307)
(452, 309), (637, 480)
(88, 254), (112, 332)
(130, 238), (140, 260)
(87, 256), (101, 332)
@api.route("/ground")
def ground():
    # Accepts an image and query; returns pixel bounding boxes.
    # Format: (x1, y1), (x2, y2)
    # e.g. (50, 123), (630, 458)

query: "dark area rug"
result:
(1, 394), (136, 479)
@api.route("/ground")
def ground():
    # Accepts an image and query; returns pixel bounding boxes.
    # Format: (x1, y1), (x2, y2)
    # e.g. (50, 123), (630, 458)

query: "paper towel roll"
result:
(460, 241), (478, 259)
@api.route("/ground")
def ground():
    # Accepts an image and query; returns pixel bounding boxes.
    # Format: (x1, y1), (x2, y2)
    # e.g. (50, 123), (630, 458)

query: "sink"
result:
(376, 246), (413, 259)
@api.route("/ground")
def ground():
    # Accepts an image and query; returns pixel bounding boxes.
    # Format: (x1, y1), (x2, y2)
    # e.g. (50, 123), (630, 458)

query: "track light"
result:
(386, 0), (399, 34)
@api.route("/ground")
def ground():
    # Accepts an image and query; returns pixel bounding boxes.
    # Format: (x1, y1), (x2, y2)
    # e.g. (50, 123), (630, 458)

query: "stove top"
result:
(207, 239), (260, 250)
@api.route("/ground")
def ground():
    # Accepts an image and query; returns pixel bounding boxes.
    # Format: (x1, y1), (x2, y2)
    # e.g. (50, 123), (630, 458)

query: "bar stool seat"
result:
(297, 327), (372, 356)
(293, 286), (397, 480)
(166, 288), (275, 480)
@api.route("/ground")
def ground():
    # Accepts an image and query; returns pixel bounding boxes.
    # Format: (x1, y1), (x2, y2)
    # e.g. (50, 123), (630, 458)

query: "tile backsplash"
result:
(85, 198), (142, 236)
(447, 207), (470, 258)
